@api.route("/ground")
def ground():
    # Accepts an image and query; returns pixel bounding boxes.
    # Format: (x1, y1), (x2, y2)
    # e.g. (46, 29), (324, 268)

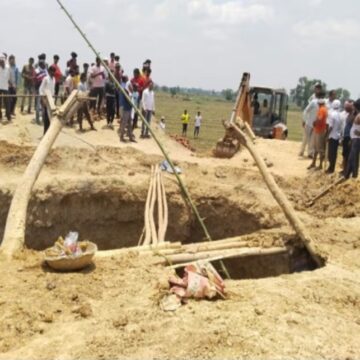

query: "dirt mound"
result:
(280, 172), (360, 219)
(0, 141), (61, 167)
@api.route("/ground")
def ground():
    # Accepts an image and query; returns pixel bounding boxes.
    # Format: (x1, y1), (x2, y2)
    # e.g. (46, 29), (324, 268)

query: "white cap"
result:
(332, 99), (341, 109)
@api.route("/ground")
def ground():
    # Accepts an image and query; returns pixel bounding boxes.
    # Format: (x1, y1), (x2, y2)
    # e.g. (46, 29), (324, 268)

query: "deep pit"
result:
(0, 185), (320, 280)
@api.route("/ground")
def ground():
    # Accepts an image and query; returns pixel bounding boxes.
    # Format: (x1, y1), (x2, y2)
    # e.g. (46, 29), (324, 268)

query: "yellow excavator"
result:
(214, 73), (288, 158)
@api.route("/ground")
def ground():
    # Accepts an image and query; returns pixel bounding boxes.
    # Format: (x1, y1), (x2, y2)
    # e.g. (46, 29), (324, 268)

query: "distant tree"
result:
(335, 88), (351, 103)
(290, 77), (327, 109)
(161, 85), (169, 93)
(170, 87), (177, 97)
(222, 89), (234, 101)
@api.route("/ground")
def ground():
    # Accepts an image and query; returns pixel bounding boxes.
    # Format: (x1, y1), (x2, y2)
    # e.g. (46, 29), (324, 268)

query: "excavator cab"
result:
(250, 87), (288, 139)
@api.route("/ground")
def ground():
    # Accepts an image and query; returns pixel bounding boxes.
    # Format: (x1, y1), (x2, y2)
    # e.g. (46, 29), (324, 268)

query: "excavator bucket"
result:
(213, 73), (253, 158)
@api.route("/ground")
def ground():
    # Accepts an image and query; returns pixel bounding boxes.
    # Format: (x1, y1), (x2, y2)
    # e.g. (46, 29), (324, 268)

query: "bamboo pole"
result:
(56, 0), (231, 279)
(228, 120), (323, 267)
(149, 166), (158, 246)
(0, 91), (82, 258)
(164, 247), (287, 267)
(156, 167), (164, 243)
(0, 94), (96, 101)
(160, 171), (168, 243)
(143, 166), (154, 246)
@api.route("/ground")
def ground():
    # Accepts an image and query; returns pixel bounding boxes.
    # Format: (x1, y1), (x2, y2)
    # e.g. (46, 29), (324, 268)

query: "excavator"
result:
(214, 73), (288, 158)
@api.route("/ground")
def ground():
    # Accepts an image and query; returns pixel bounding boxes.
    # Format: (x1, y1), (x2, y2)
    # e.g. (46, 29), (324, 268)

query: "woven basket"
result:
(45, 242), (97, 272)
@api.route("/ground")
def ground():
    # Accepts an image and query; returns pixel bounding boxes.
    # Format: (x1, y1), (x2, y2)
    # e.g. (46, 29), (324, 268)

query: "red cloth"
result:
(52, 63), (62, 83)
(314, 106), (328, 134)
(131, 76), (145, 96)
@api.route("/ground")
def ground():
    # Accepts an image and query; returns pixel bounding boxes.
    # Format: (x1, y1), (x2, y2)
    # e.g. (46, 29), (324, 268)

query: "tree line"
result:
(156, 77), (352, 106)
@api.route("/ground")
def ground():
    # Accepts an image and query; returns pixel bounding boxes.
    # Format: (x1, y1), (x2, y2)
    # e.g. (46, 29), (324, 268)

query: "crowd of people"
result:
(300, 84), (360, 179)
(0, 52), (156, 142)
(0, 51), (205, 142)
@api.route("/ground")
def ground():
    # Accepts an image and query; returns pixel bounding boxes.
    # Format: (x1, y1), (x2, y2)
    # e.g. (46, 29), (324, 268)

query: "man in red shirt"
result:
(308, 97), (328, 170)
(131, 68), (145, 128)
(52, 55), (63, 104)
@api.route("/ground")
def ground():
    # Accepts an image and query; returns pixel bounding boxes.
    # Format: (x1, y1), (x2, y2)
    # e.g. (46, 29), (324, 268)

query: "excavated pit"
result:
(0, 185), (320, 280)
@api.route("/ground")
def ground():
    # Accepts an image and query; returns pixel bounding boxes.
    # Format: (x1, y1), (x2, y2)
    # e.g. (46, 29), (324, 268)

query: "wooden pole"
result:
(143, 166), (154, 246)
(164, 247), (287, 267)
(0, 91), (82, 259)
(227, 120), (324, 267)
(149, 166), (158, 245)
(306, 177), (346, 207)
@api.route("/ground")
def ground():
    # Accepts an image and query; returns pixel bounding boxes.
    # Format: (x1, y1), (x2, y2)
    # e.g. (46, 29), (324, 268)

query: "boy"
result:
(194, 111), (202, 138)
(181, 109), (190, 137)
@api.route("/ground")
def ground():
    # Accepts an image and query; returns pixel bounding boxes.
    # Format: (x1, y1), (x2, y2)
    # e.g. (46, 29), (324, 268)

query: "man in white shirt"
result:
(39, 65), (56, 134)
(89, 57), (106, 117)
(141, 81), (155, 139)
(300, 96), (318, 157)
(325, 90), (337, 111)
(194, 111), (202, 138)
(326, 99), (342, 174)
(0, 55), (11, 121)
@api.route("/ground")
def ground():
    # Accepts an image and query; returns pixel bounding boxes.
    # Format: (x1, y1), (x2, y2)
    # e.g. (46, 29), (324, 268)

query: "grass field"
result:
(156, 92), (303, 154)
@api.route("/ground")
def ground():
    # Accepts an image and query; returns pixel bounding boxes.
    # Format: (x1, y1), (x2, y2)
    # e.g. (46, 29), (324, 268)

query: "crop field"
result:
(156, 91), (303, 154)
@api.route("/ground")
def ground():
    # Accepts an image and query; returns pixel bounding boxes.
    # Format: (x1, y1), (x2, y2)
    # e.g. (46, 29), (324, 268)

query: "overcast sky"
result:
(2, 0), (359, 97)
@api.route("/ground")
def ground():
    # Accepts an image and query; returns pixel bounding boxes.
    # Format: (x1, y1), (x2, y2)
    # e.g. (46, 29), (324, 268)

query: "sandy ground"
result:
(0, 114), (360, 359)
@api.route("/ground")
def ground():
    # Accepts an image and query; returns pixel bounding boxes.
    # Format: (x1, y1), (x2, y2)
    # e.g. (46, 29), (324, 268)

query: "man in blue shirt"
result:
(8, 55), (20, 117)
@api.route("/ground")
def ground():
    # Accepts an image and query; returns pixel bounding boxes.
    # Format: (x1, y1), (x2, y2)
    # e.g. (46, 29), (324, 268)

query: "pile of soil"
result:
(0, 117), (360, 359)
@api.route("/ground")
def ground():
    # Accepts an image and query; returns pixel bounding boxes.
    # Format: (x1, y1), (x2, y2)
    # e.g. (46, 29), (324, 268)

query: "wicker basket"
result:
(45, 242), (97, 272)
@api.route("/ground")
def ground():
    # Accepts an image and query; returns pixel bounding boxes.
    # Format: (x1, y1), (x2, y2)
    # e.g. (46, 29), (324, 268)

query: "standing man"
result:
(66, 52), (77, 74)
(52, 55), (63, 104)
(120, 84), (136, 143)
(345, 100), (360, 179)
(341, 100), (355, 174)
(8, 55), (20, 117)
(105, 76), (116, 127)
(326, 90), (337, 110)
(77, 73), (96, 132)
(141, 81), (155, 139)
(308, 97), (328, 170)
(109, 53), (116, 72)
(0, 55), (11, 122)
(299, 84), (323, 158)
(181, 109), (190, 137)
(131, 68), (144, 128)
(39, 65), (55, 135)
(194, 111), (202, 138)
(21, 57), (36, 114)
(114, 63), (123, 119)
(82, 63), (89, 77)
(34, 61), (48, 124)
(89, 57), (106, 118)
(326, 100), (342, 174)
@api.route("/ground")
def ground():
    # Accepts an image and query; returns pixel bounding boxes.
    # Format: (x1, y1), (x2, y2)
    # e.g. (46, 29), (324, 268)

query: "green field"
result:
(156, 92), (303, 154)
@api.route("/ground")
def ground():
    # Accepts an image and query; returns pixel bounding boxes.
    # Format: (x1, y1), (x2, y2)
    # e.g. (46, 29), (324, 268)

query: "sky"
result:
(1, 0), (359, 97)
